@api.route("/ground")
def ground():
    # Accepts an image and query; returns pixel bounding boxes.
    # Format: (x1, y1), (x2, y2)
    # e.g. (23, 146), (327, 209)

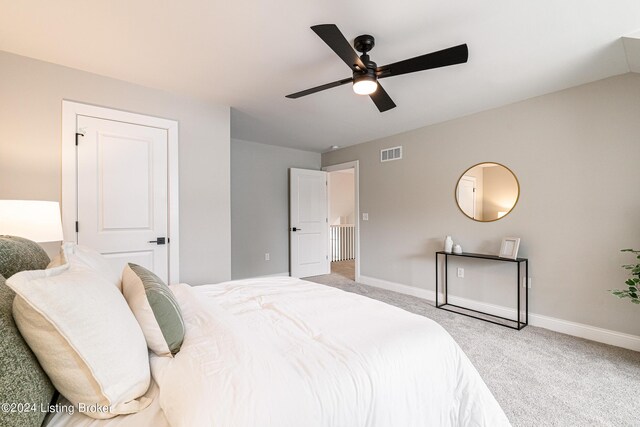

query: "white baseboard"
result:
(527, 313), (640, 352)
(359, 275), (435, 300)
(257, 272), (290, 278)
(358, 275), (640, 352)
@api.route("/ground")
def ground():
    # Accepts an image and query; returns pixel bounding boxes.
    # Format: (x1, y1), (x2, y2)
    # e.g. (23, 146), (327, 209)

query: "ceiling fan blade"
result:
(369, 83), (396, 112)
(311, 24), (366, 72)
(286, 77), (353, 99)
(376, 44), (468, 79)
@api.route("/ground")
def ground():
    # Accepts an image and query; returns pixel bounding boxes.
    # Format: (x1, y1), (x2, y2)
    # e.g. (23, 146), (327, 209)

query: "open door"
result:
(457, 176), (476, 220)
(289, 168), (329, 278)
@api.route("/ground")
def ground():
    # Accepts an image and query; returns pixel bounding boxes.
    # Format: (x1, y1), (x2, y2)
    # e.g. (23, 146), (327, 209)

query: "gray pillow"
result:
(0, 273), (55, 427)
(0, 236), (50, 279)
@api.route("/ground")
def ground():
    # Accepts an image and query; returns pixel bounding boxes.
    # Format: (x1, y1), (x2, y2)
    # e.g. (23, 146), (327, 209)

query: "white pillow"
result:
(48, 242), (122, 290)
(7, 261), (151, 419)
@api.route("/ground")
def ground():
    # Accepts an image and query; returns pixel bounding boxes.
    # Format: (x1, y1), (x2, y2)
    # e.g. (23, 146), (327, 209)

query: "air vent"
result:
(380, 146), (402, 162)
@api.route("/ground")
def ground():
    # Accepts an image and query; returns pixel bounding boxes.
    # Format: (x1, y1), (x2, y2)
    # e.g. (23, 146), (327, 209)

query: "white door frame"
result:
(323, 161), (360, 282)
(61, 100), (180, 283)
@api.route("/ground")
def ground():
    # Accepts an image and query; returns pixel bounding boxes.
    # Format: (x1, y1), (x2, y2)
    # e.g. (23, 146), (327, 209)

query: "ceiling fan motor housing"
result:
(353, 61), (378, 81)
(353, 67), (377, 82)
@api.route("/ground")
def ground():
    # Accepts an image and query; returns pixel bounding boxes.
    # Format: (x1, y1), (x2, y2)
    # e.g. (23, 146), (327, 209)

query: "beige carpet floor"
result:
(305, 272), (640, 427)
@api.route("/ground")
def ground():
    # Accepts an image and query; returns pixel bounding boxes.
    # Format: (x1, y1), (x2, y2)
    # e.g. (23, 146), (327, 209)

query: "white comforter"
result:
(151, 277), (510, 427)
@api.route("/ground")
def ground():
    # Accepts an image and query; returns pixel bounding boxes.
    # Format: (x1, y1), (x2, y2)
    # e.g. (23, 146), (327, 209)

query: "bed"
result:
(1, 237), (510, 426)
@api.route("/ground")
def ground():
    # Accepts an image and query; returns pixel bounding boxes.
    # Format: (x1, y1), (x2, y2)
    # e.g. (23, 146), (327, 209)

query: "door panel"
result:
(298, 233), (323, 264)
(77, 115), (169, 282)
(290, 168), (329, 278)
(100, 136), (152, 229)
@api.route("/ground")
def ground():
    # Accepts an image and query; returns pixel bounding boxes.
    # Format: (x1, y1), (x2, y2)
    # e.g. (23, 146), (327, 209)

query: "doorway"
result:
(324, 161), (360, 282)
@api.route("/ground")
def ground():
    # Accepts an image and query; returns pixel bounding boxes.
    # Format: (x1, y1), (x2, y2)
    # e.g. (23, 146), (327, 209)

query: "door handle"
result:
(291, 227), (302, 232)
(148, 237), (166, 245)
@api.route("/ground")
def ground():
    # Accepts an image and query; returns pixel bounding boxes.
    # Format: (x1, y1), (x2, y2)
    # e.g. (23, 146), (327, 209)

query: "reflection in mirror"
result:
(455, 163), (519, 222)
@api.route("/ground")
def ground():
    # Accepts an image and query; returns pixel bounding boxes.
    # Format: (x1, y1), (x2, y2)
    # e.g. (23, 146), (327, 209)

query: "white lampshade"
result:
(0, 200), (64, 242)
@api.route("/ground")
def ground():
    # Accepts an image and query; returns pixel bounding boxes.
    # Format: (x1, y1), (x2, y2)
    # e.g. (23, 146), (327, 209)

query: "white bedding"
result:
(151, 277), (510, 427)
(45, 381), (169, 427)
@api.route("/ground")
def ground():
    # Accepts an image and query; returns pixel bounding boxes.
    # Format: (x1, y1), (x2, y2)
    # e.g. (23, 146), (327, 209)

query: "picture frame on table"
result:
(499, 237), (521, 259)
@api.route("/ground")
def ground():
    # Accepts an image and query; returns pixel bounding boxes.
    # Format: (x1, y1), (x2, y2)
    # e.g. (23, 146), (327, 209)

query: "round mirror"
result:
(455, 162), (519, 222)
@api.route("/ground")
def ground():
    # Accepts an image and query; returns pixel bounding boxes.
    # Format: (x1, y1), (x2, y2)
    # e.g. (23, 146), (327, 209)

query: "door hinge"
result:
(75, 221), (79, 232)
(75, 132), (84, 146)
(473, 188), (476, 192)
(326, 255), (328, 260)
(326, 218), (328, 223)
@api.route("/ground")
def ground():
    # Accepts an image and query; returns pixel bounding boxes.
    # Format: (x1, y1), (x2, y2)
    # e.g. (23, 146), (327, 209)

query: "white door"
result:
(289, 168), (329, 278)
(457, 176), (476, 219)
(76, 115), (170, 282)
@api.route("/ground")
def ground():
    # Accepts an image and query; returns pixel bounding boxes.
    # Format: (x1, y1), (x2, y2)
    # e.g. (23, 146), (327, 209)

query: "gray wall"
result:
(323, 73), (640, 336)
(0, 50), (231, 284)
(231, 139), (320, 279)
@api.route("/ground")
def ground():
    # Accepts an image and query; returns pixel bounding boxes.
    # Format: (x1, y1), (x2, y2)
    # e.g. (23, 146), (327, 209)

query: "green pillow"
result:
(0, 236), (50, 279)
(122, 263), (185, 357)
(0, 274), (55, 427)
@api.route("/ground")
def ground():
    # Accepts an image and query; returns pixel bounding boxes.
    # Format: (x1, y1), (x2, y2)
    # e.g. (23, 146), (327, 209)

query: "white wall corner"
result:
(359, 275), (640, 352)
(622, 32), (640, 73)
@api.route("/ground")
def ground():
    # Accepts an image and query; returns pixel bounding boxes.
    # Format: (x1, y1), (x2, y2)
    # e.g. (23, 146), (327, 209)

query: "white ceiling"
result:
(1, 0), (639, 152)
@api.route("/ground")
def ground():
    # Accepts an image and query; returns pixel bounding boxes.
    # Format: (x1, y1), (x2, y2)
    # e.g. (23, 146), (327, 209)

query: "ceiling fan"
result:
(286, 24), (469, 112)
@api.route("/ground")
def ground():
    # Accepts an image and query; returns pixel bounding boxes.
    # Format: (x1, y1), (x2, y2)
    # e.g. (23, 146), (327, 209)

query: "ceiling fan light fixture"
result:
(353, 73), (377, 95)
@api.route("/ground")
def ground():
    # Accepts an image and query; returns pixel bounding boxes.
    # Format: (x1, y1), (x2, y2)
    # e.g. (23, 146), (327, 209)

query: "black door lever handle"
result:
(291, 227), (302, 232)
(148, 237), (166, 245)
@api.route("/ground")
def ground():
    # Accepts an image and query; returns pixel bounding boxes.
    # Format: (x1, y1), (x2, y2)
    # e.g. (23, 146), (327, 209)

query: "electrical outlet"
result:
(457, 268), (464, 278)
(265, 253), (270, 261)
(362, 213), (369, 221)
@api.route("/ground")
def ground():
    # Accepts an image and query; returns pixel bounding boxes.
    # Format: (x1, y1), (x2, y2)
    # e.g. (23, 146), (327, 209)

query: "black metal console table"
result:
(435, 251), (528, 330)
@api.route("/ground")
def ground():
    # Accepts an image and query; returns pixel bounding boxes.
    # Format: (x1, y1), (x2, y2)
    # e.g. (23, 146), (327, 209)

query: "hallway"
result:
(330, 260), (354, 281)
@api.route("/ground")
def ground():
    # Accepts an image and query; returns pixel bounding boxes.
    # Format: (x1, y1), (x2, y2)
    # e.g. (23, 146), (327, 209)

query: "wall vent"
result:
(380, 146), (402, 162)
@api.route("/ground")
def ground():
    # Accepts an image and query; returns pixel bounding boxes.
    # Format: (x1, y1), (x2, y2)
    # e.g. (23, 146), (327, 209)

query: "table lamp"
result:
(0, 200), (64, 242)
